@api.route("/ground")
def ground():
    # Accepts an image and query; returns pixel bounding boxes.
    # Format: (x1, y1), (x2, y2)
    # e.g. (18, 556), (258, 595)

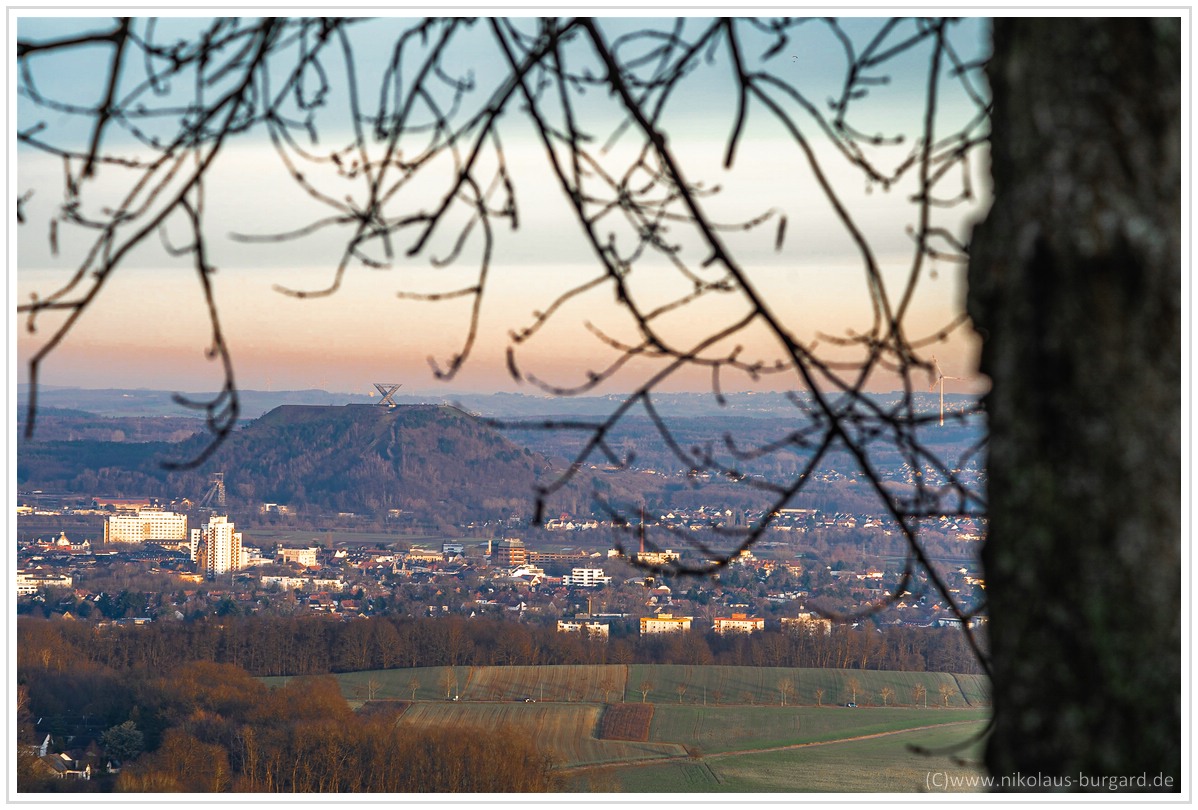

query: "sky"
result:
(12, 14), (993, 399)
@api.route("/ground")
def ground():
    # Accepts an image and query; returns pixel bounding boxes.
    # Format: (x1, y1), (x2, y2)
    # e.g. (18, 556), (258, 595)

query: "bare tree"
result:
(600, 671), (619, 704)
(814, 686), (824, 708)
(17, 14), (1180, 788)
(638, 679), (654, 704)
(406, 675), (421, 701)
(845, 676), (861, 705)
(879, 686), (894, 707)
(912, 682), (927, 709)
(777, 676), (794, 707)
(439, 667), (457, 700)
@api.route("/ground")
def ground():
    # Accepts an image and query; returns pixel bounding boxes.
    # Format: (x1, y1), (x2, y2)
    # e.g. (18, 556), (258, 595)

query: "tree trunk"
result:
(968, 18), (1180, 789)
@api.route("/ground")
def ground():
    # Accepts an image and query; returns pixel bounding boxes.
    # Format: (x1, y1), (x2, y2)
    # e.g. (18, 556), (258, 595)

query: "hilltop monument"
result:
(373, 383), (402, 408)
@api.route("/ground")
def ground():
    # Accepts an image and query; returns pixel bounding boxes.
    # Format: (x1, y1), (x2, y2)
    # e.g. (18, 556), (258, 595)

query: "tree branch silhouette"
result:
(17, 16), (990, 671)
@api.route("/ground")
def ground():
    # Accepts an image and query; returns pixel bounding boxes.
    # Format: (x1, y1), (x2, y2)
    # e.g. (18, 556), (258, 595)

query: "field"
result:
(306, 664), (990, 792)
(313, 664), (988, 710)
(398, 702), (685, 767)
(624, 664), (988, 709)
(647, 704), (988, 754)
(598, 703), (654, 741)
(611, 720), (989, 792)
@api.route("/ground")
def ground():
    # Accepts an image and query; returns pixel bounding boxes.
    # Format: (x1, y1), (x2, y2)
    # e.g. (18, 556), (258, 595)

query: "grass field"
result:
(647, 705), (989, 754)
(304, 664), (991, 792)
(624, 664), (988, 709)
(607, 720), (989, 792)
(310, 664), (987, 710)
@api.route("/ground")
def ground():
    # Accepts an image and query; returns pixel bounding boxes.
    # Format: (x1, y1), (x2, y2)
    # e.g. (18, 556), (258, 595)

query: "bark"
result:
(968, 18), (1181, 789)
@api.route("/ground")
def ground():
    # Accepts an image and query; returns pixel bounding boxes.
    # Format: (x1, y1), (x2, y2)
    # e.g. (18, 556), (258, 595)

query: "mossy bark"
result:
(968, 18), (1181, 790)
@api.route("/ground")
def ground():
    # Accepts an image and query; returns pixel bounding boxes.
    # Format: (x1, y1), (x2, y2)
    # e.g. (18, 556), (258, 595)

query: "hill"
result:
(18, 404), (612, 525)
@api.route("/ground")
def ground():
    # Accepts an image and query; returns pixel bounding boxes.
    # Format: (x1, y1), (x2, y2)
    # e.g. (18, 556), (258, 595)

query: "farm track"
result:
(559, 719), (982, 774)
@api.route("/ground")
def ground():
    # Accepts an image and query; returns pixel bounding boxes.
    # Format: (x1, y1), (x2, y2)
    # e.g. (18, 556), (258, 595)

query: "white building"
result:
(557, 620), (610, 638)
(639, 614), (693, 635)
(261, 575), (307, 590)
(17, 570), (73, 596)
(562, 567), (611, 588)
(277, 546), (320, 568)
(713, 613), (765, 634)
(104, 510), (188, 544)
(635, 549), (680, 566)
(191, 515), (244, 579)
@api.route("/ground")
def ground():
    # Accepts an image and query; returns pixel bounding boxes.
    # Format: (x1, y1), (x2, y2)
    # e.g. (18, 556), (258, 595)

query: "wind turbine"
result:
(929, 355), (962, 427)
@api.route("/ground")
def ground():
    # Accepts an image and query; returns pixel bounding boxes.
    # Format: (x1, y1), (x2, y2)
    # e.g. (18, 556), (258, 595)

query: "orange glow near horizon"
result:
(15, 18), (991, 402)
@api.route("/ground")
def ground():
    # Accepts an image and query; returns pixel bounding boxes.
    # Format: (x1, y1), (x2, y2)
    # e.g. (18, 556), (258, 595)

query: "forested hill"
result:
(19, 404), (602, 524)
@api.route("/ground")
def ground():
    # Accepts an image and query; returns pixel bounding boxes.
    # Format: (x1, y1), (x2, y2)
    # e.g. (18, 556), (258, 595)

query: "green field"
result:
(624, 664), (987, 709)
(609, 720), (989, 792)
(296, 664), (991, 792)
(303, 664), (988, 710)
(647, 704), (988, 754)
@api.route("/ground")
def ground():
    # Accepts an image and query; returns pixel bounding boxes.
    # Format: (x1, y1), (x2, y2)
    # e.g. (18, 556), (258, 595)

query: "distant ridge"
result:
(17, 384), (981, 420)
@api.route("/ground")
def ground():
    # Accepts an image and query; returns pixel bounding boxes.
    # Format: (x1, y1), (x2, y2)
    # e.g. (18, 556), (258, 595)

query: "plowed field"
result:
(398, 702), (684, 766)
(597, 703), (654, 741)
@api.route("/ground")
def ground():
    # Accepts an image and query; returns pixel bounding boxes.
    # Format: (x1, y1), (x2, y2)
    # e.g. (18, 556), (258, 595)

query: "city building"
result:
(406, 547), (443, 563)
(277, 545), (320, 568)
(92, 496), (153, 512)
(16, 570), (73, 596)
(639, 613), (693, 635)
(557, 619), (610, 638)
(491, 538), (527, 567)
(41, 532), (90, 553)
(781, 614), (833, 635)
(562, 567), (611, 588)
(104, 509), (188, 544)
(261, 575), (307, 590)
(635, 549), (680, 566)
(713, 612), (765, 634)
(191, 515), (244, 579)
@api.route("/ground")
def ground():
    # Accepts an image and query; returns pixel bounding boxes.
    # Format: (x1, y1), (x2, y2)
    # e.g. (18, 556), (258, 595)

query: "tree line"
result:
(19, 613), (983, 680)
(19, 658), (559, 793)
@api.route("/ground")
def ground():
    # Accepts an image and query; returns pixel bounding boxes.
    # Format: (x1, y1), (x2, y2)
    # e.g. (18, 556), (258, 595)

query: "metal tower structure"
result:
(198, 472), (226, 510)
(373, 383), (402, 408)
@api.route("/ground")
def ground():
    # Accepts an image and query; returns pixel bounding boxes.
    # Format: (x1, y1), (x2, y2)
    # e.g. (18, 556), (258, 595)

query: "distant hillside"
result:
(17, 383), (984, 421)
(17, 407), (205, 443)
(19, 404), (615, 524)
(175, 404), (554, 522)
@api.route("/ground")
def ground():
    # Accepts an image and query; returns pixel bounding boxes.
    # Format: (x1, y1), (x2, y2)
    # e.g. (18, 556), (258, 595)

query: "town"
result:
(16, 491), (986, 638)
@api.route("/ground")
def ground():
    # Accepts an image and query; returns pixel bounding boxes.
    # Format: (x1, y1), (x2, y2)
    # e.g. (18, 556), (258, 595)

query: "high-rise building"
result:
(191, 515), (244, 579)
(104, 509), (188, 544)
